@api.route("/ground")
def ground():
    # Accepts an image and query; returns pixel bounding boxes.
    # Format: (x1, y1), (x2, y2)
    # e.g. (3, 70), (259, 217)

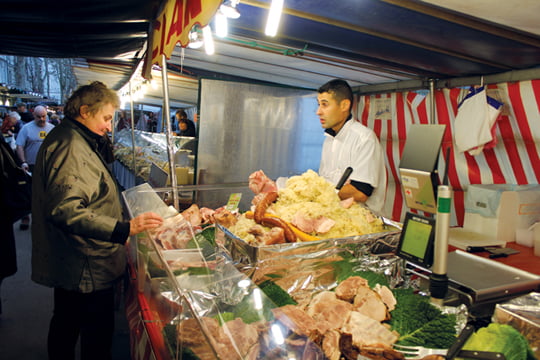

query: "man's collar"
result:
(324, 114), (352, 137)
(70, 117), (102, 142)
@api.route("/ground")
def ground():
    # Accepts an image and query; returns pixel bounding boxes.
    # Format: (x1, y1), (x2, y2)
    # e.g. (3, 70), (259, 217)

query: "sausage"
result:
(254, 191), (278, 223)
(260, 216), (297, 243)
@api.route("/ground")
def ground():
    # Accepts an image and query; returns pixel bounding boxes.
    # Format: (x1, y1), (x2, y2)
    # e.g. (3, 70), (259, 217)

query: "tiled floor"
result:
(0, 218), (131, 360)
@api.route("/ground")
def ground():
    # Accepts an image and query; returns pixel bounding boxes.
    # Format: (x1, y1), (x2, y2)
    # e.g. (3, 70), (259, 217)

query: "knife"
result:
(457, 350), (506, 360)
(446, 324), (475, 360)
(336, 167), (353, 190)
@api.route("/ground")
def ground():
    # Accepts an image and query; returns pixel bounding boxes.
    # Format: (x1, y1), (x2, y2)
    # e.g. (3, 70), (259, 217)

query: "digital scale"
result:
(397, 124), (540, 313)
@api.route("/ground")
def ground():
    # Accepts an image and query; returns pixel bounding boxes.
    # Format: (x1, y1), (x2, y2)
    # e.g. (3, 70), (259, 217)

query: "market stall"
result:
(120, 171), (540, 360)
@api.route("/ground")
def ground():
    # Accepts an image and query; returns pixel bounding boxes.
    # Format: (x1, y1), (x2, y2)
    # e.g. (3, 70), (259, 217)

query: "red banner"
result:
(143, 0), (221, 78)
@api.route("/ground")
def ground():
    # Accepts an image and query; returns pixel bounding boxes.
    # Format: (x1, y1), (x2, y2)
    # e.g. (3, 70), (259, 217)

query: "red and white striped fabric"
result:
(356, 79), (540, 226)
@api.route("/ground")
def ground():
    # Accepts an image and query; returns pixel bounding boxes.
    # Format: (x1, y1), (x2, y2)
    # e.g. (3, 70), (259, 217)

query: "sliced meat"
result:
(291, 212), (335, 234)
(340, 197), (355, 209)
(374, 284), (397, 312)
(178, 317), (221, 360)
(248, 170), (278, 194)
(218, 318), (260, 359)
(213, 208), (238, 228)
(271, 305), (320, 338)
(335, 276), (369, 302)
(199, 207), (215, 224)
(341, 311), (399, 348)
(248, 225), (286, 245)
(353, 285), (390, 322)
(181, 203), (203, 226)
(322, 329), (342, 360)
(305, 291), (353, 332)
(313, 216), (335, 234)
(359, 346), (406, 360)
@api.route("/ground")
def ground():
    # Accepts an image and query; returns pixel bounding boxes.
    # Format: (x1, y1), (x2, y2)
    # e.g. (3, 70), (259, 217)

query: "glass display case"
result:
(113, 128), (196, 184)
(122, 184), (332, 359)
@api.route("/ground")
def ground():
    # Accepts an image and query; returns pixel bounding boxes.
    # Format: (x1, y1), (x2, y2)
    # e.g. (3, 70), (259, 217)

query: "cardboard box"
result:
(463, 184), (540, 243)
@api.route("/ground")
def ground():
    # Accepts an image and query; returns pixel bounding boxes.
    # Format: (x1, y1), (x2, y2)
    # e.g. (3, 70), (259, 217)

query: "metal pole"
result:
(429, 78), (435, 124)
(161, 54), (179, 210)
(129, 81), (137, 187)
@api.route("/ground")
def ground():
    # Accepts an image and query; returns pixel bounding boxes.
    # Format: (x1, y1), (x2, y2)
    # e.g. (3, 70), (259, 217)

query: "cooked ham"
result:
(181, 203), (203, 226)
(374, 284), (397, 311)
(199, 206), (215, 224)
(341, 311), (399, 348)
(178, 317), (221, 360)
(305, 291), (353, 333)
(323, 329), (342, 360)
(291, 212), (336, 234)
(248, 225), (286, 244)
(340, 197), (355, 209)
(218, 318), (260, 359)
(271, 304), (320, 337)
(213, 208), (238, 228)
(249, 170), (278, 194)
(149, 213), (195, 249)
(335, 276), (369, 302)
(353, 285), (389, 322)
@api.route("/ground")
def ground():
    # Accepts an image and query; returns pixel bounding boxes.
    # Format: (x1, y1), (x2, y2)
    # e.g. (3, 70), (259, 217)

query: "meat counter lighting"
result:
(215, 11), (228, 38)
(219, 0), (241, 19)
(265, 0), (284, 36)
(203, 25), (215, 55)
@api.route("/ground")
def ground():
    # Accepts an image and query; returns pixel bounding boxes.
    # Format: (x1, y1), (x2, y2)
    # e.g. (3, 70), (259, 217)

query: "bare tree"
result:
(50, 58), (77, 102)
(2, 56), (77, 104)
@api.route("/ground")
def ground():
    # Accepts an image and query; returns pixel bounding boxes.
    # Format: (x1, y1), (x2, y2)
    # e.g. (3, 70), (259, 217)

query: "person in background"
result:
(15, 105), (54, 230)
(1, 111), (20, 150)
(175, 109), (196, 137)
(0, 135), (19, 315)
(16, 102), (33, 123)
(316, 79), (387, 213)
(49, 114), (61, 126)
(31, 81), (163, 360)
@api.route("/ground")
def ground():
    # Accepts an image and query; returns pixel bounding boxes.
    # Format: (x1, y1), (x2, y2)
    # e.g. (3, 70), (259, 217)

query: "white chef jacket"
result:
(319, 119), (386, 213)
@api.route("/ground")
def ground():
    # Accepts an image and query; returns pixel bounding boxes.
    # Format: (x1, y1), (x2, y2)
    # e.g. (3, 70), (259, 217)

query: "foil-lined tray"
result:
(216, 218), (402, 277)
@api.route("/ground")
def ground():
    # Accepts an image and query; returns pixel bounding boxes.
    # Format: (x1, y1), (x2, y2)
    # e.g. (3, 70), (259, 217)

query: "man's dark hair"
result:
(318, 79), (353, 110)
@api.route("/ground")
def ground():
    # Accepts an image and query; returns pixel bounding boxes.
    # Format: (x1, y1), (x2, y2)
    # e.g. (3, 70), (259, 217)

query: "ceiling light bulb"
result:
(187, 26), (204, 49)
(265, 0), (284, 37)
(215, 12), (228, 38)
(202, 25), (215, 55)
(220, 0), (240, 19)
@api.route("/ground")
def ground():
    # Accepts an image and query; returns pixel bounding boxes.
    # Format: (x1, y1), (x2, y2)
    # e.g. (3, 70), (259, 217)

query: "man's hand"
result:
(338, 183), (369, 203)
(21, 162), (29, 172)
(129, 212), (163, 236)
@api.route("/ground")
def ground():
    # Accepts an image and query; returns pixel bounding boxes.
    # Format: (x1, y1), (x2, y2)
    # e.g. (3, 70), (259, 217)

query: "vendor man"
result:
(317, 79), (387, 213)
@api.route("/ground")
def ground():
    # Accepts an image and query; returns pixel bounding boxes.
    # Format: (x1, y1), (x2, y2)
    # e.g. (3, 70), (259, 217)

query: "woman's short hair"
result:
(64, 81), (119, 119)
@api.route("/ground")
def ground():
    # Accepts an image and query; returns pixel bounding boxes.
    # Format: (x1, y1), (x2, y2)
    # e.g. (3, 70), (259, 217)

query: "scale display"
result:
(397, 212), (435, 267)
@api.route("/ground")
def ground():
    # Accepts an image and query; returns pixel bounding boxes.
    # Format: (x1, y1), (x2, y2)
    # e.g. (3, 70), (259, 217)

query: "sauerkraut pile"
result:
(231, 170), (385, 244)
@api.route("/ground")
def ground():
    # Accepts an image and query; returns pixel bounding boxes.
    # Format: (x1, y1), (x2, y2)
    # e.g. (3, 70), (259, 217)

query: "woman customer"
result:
(31, 81), (163, 360)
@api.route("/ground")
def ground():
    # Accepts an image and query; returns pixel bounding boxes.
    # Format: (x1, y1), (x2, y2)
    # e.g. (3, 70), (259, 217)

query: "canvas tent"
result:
(1, 0), (539, 224)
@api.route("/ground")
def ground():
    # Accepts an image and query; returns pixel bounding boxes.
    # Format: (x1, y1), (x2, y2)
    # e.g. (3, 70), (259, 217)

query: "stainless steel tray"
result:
(216, 219), (402, 274)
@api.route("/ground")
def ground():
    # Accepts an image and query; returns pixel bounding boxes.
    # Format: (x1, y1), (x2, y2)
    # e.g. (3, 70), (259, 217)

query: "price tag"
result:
(225, 193), (242, 211)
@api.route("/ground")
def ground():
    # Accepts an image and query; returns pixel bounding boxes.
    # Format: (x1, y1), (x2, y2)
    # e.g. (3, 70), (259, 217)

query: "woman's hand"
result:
(129, 212), (163, 236)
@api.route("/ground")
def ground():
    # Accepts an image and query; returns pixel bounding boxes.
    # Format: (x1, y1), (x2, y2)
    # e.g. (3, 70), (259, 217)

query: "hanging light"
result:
(219, 0), (240, 19)
(202, 25), (215, 55)
(215, 11), (228, 38)
(265, 0), (284, 37)
(187, 25), (204, 49)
